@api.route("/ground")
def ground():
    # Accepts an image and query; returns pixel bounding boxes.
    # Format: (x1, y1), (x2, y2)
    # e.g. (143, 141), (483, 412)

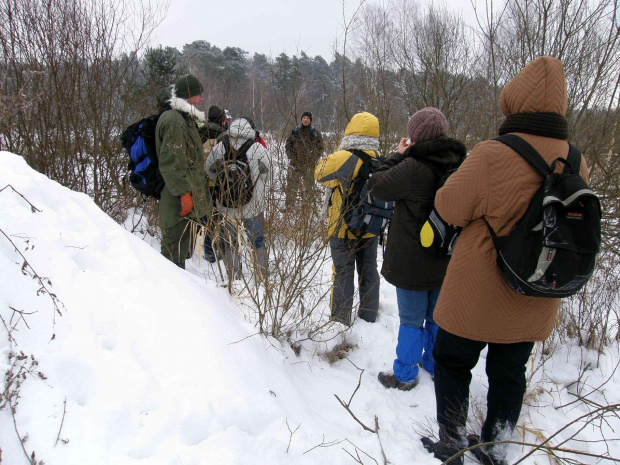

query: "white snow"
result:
(0, 151), (618, 464)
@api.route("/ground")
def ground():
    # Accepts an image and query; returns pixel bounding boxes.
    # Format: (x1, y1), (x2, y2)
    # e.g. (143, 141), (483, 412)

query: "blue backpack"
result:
(343, 150), (394, 236)
(120, 113), (165, 199)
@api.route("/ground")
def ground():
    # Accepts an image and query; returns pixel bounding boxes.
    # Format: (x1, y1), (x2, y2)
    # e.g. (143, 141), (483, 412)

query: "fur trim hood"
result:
(403, 137), (467, 166)
(168, 86), (206, 122)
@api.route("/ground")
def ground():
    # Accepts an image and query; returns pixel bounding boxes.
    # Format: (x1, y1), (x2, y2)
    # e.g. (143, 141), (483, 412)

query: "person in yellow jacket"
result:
(315, 112), (381, 326)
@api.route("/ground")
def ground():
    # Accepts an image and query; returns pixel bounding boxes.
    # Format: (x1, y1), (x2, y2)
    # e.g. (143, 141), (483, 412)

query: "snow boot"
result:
(393, 324), (424, 381)
(467, 434), (509, 465)
(420, 321), (438, 376)
(378, 371), (416, 391)
(420, 437), (464, 465)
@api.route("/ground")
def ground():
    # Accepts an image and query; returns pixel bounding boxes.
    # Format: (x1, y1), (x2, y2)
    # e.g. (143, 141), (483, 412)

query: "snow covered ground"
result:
(1, 151), (618, 465)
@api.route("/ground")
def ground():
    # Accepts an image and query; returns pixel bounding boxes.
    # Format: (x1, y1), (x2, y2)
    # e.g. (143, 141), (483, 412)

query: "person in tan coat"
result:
(421, 57), (591, 465)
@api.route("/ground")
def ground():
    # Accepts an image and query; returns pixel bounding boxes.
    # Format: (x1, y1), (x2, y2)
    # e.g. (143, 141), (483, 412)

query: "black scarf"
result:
(498, 112), (569, 140)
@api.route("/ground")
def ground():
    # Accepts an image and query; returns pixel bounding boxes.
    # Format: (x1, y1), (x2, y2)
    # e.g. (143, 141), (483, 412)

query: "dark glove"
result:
(179, 193), (194, 217)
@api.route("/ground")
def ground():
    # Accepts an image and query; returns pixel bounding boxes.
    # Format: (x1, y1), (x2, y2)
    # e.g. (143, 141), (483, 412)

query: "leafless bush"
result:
(210, 140), (334, 341)
(0, 187), (63, 465)
(0, 0), (167, 223)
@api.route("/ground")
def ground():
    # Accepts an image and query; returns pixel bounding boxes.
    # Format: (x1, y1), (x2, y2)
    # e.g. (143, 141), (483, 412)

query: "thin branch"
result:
(55, 397), (67, 447)
(0, 226), (65, 336)
(303, 435), (345, 454)
(334, 393), (377, 433)
(0, 185), (41, 213)
(285, 418), (300, 453)
(10, 397), (36, 465)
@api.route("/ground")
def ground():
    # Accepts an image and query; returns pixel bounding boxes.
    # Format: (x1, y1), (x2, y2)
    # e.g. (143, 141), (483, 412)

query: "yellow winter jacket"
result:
(314, 112), (381, 239)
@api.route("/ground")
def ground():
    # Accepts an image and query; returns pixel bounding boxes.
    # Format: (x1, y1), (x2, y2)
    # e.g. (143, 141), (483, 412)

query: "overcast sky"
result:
(154, 0), (479, 60)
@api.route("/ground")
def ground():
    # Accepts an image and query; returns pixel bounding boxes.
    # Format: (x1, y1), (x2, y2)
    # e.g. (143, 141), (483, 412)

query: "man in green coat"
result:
(156, 74), (212, 268)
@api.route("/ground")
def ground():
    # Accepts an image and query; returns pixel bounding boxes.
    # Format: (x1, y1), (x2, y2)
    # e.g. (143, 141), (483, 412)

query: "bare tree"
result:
(0, 0), (168, 222)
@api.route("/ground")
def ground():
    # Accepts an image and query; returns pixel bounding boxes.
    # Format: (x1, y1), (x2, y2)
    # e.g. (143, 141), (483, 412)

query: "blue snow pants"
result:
(393, 288), (440, 382)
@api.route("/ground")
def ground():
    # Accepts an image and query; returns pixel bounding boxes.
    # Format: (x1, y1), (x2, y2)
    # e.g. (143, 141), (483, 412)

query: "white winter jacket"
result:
(205, 118), (270, 219)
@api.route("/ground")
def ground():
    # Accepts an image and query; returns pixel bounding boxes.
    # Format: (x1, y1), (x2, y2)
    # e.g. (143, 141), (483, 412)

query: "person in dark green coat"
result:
(155, 74), (213, 268)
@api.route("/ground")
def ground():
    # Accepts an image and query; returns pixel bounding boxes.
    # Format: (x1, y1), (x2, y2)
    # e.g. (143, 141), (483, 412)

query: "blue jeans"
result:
(393, 288), (440, 381)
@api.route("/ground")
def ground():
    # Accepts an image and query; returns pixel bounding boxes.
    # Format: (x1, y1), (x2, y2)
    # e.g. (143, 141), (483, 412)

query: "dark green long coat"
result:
(155, 108), (212, 229)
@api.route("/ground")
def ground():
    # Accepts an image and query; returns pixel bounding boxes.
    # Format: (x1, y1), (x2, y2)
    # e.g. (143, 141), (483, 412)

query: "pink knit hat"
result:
(407, 107), (448, 143)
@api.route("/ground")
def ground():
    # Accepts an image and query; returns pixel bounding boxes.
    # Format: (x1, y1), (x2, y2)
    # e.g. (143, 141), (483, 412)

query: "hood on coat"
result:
(344, 112), (380, 138)
(404, 137), (467, 166)
(227, 118), (256, 149)
(168, 86), (206, 122)
(499, 56), (568, 116)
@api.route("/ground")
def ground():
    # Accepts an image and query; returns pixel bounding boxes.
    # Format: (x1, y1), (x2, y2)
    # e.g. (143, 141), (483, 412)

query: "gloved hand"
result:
(179, 192), (194, 217)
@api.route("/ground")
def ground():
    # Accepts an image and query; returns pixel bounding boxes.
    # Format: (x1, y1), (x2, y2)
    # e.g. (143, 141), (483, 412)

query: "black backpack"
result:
(488, 134), (601, 298)
(214, 135), (256, 208)
(342, 150), (394, 236)
(120, 113), (165, 199)
(417, 158), (463, 257)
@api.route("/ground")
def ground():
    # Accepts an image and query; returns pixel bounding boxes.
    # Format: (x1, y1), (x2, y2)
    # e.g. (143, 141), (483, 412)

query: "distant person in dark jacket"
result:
(368, 108), (466, 391)
(285, 111), (324, 206)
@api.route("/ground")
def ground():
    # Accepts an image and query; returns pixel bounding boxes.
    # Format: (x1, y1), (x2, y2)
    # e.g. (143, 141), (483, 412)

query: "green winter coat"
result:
(156, 106), (212, 229)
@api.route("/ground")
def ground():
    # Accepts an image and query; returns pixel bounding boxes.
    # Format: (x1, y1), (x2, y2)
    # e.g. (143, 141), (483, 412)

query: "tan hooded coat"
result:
(433, 57), (590, 343)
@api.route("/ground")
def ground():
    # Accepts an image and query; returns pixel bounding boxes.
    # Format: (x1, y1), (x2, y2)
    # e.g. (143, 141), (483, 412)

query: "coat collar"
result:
(168, 87), (206, 123)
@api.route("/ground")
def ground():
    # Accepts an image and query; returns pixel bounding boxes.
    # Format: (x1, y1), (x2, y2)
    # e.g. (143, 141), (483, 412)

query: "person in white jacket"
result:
(205, 118), (270, 280)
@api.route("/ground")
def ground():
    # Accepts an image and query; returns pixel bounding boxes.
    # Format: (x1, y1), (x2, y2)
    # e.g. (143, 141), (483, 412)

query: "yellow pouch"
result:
(420, 221), (434, 248)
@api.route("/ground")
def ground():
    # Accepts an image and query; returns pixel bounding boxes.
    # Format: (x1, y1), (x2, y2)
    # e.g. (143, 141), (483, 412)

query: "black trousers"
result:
(433, 327), (534, 455)
(329, 236), (380, 325)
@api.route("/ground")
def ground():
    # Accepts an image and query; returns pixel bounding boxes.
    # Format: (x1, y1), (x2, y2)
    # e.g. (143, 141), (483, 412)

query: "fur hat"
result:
(407, 107), (447, 143)
(208, 105), (225, 123)
(174, 74), (204, 99)
(301, 111), (313, 122)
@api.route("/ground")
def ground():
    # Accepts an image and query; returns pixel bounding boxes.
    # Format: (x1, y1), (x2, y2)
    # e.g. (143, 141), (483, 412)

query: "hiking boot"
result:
(467, 434), (509, 465)
(420, 437), (464, 465)
(358, 309), (377, 323)
(418, 361), (435, 381)
(377, 371), (417, 391)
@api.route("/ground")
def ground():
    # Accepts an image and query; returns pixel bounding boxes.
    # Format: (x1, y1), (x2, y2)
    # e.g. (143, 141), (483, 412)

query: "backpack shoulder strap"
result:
(221, 134), (231, 157)
(350, 149), (373, 164)
(237, 139), (255, 158)
(494, 134), (551, 176)
(565, 144), (582, 175)
(349, 149), (375, 185)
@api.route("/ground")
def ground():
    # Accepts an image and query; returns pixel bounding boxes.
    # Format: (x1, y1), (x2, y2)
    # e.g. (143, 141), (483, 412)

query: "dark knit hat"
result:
(407, 107), (447, 143)
(208, 105), (225, 123)
(301, 111), (313, 122)
(174, 74), (204, 99)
